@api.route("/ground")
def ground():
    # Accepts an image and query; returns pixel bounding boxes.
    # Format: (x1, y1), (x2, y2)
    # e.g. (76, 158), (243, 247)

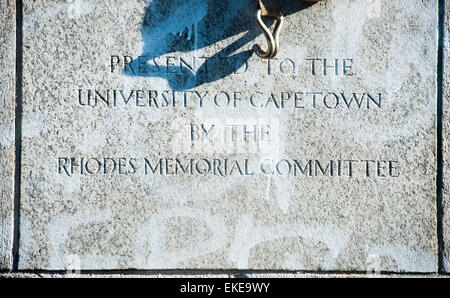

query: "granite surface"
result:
(0, 0), (15, 270)
(0, 272), (446, 278)
(443, 0), (450, 273)
(18, 0), (439, 272)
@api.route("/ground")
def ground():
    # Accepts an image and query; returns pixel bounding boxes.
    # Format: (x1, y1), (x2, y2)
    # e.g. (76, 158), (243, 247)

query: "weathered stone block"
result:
(443, 0), (450, 273)
(0, 0), (15, 270)
(19, 0), (439, 272)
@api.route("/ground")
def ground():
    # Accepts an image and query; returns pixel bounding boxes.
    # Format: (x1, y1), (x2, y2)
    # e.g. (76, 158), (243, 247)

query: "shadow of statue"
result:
(124, 0), (316, 91)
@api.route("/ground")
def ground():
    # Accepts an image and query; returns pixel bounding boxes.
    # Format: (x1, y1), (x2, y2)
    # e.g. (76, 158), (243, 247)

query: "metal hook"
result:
(253, 9), (284, 59)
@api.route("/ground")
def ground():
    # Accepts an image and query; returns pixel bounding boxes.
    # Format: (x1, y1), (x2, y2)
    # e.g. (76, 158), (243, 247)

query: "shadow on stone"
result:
(124, 0), (316, 90)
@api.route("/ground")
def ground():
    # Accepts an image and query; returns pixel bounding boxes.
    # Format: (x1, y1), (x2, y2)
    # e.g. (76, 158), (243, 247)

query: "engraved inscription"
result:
(77, 89), (383, 110)
(57, 157), (400, 178)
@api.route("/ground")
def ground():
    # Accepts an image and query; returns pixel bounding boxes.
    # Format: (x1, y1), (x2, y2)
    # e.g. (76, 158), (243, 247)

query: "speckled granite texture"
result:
(0, 0), (440, 272)
(442, 0), (450, 273)
(0, 0), (15, 270)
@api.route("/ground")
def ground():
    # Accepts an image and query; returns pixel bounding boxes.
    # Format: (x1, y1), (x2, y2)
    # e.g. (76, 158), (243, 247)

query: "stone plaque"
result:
(0, 0), (16, 270)
(443, 0), (450, 273)
(18, 0), (439, 271)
